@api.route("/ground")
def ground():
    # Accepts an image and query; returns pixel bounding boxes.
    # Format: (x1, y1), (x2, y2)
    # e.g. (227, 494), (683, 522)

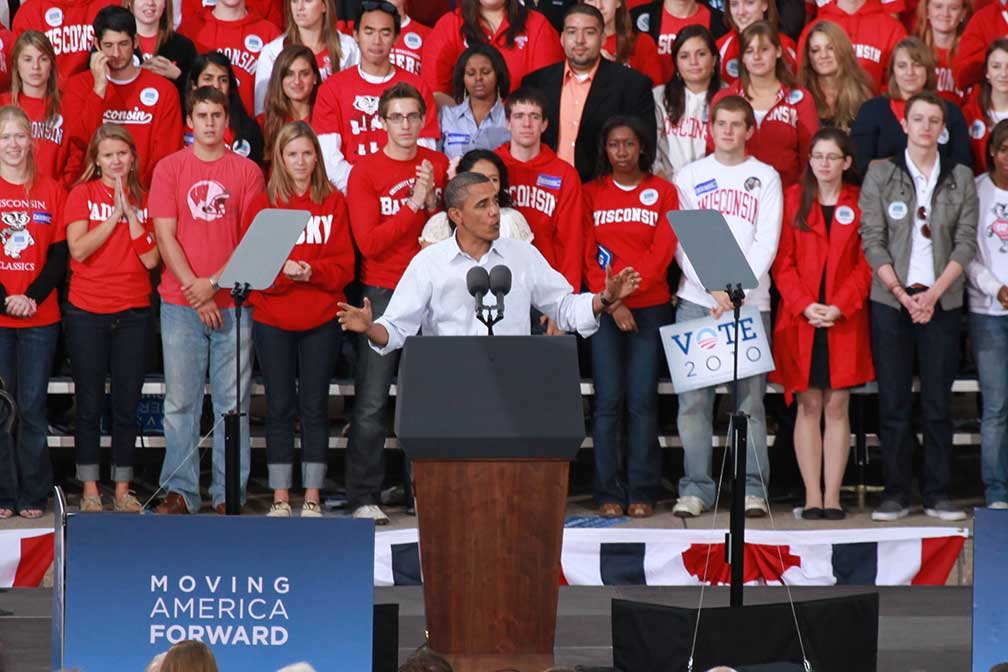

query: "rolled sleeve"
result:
(555, 292), (601, 337)
(371, 315), (410, 356)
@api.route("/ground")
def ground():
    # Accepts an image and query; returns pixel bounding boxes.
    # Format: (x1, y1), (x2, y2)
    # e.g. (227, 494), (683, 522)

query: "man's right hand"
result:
(337, 298), (374, 333)
(90, 51), (109, 97)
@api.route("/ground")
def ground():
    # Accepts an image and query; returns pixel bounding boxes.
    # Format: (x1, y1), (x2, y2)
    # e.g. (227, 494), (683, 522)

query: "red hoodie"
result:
(179, 9), (281, 116)
(582, 174), (679, 308)
(12, 0), (118, 82)
(954, 3), (1007, 93)
(422, 8), (564, 95)
(247, 190), (356, 331)
(798, 0), (907, 93)
(180, 0), (282, 31)
(345, 146), (449, 290)
(709, 83), (820, 188)
(496, 143), (584, 289)
(963, 90), (995, 175)
(0, 25), (14, 92)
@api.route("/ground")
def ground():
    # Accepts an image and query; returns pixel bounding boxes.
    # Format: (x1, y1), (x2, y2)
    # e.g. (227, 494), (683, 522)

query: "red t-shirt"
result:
(603, 32), (664, 86)
(12, 0), (118, 82)
(0, 93), (73, 187)
(64, 180), (154, 313)
(148, 147), (265, 308)
(345, 146), (449, 290)
(312, 66), (439, 165)
(180, 0), (282, 31)
(246, 190), (355, 330)
(583, 174), (679, 309)
(63, 69), (183, 187)
(391, 17), (430, 76)
(717, 30), (798, 86)
(422, 8), (564, 95)
(496, 144), (584, 289)
(655, 4), (712, 82)
(0, 175), (66, 328)
(178, 9), (281, 116)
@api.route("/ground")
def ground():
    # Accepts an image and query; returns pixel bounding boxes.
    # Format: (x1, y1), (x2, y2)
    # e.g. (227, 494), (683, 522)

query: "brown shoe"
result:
(599, 502), (624, 518)
(154, 492), (190, 515)
(215, 503), (243, 515)
(627, 503), (654, 518)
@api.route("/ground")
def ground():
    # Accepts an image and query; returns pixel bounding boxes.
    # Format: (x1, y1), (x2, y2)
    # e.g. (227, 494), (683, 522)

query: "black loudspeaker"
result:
(612, 593), (879, 672)
(373, 603), (399, 672)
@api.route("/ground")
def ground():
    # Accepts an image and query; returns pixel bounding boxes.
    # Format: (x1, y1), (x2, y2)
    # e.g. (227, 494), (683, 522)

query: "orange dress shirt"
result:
(558, 60), (599, 167)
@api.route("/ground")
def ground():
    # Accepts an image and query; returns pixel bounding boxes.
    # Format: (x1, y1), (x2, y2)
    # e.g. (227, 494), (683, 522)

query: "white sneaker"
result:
(267, 501), (292, 517)
(352, 504), (390, 525)
(300, 501), (323, 518)
(673, 495), (705, 518)
(990, 501), (1008, 510)
(744, 496), (768, 518)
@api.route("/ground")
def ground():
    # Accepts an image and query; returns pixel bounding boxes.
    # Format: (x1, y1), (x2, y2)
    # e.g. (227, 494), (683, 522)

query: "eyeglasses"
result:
(360, 0), (397, 14)
(917, 205), (931, 239)
(385, 112), (423, 126)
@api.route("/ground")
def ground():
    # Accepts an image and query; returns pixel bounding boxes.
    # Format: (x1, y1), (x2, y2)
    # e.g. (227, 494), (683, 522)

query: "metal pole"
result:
(727, 283), (747, 607)
(225, 285), (247, 515)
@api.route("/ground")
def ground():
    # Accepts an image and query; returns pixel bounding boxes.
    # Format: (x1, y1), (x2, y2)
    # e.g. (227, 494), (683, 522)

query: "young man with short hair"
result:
(860, 90), (978, 522)
(343, 82), (448, 524)
(63, 5), (182, 186)
(312, 1), (438, 192)
(671, 94), (783, 519)
(150, 86), (265, 516)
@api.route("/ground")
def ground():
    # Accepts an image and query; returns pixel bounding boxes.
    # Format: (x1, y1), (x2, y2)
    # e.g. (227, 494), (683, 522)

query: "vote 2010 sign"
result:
(659, 306), (775, 393)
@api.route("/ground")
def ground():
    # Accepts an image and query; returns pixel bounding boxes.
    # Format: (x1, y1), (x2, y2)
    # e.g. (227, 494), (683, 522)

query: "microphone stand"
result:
(474, 294), (505, 336)
(725, 282), (748, 607)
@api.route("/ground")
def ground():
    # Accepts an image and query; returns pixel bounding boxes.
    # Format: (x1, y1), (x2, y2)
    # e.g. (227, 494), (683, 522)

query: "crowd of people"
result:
(0, 0), (1004, 526)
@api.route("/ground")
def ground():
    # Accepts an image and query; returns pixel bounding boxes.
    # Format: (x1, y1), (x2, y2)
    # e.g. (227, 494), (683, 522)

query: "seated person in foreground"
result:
(336, 172), (641, 352)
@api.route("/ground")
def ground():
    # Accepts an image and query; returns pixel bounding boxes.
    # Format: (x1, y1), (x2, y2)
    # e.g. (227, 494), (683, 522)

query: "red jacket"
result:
(770, 183), (874, 401)
(954, 3), (1007, 93)
(962, 89), (991, 175)
(709, 82), (819, 187)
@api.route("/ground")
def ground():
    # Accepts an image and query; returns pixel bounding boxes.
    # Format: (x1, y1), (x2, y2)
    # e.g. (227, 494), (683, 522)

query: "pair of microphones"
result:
(466, 265), (512, 335)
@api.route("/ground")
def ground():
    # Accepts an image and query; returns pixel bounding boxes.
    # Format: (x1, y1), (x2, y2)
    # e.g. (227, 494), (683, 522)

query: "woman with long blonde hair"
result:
(0, 105), (67, 519)
(913, 0), (971, 105)
(798, 20), (873, 130)
(0, 31), (75, 186)
(64, 123), (160, 513)
(253, 0), (360, 115)
(261, 45), (322, 162)
(248, 122), (354, 517)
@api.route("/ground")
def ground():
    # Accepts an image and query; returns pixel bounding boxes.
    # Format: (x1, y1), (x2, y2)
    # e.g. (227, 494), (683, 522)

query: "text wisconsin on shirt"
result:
(697, 188), (758, 224)
(508, 184), (557, 217)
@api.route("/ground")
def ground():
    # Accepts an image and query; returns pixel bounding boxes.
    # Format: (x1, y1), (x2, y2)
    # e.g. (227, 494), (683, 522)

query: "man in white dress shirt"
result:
(337, 172), (642, 350)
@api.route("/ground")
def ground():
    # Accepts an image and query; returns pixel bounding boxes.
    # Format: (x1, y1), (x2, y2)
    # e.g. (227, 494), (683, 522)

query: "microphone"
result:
(489, 265), (511, 319)
(466, 266), (490, 317)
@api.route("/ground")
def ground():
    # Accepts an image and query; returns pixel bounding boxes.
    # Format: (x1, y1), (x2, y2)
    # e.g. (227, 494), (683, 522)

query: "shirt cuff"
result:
(572, 293), (601, 338)
(369, 316), (403, 356)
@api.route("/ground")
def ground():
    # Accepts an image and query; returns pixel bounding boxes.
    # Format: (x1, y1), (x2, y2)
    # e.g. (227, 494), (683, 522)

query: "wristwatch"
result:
(209, 276), (220, 292)
(599, 291), (615, 307)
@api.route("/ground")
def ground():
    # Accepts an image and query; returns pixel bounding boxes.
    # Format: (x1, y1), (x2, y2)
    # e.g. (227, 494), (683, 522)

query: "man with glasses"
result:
(860, 89), (978, 522)
(344, 82), (449, 524)
(312, 0), (439, 192)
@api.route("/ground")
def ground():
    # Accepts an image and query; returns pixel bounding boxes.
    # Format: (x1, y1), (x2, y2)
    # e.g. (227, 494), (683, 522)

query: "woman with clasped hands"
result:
(337, 172), (641, 351)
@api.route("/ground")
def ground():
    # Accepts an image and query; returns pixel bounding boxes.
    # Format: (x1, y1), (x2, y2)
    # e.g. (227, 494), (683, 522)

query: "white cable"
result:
(141, 415), (227, 512)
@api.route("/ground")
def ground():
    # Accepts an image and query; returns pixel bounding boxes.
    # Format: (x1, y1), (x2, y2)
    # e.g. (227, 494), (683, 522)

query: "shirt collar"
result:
(563, 59), (600, 83)
(453, 97), (505, 123)
(449, 231), (507, 264)
(904, 149), (940, 192)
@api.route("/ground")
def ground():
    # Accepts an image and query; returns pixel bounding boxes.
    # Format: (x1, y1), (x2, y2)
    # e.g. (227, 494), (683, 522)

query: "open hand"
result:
(604, 265), (641, 304)
(337, 298), (374, 333)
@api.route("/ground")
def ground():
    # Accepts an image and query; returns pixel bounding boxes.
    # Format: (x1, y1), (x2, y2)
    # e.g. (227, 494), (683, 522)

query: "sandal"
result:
(599, 502), (624, 518)
(300, 501), (322, 518)
(627, 503), (655, 518)
(80, 495), (103, 513)
(0, 508), (13, 519)
(114, 492), (142, 513)
(19, 508), (44, 519)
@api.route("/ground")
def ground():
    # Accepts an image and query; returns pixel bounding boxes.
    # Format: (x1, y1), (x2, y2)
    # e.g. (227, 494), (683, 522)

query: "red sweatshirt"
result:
(64, 180), (153, 313)
(0, 25), (14, 93)
(63, 69), (183, 187)
(0, 93), (74, 187)
(12, 0), (118, 82)
(798, 0), (907, 93)
(180, 0), (282, 31)
(717, 31), (797, 87)
(603, 32), (664, 86)
(422, 9), (564, 95)
(582, 174), (678, 308)
(496, 144), (584, 289)
(0, 175), (66, 328)
(178, 9), (281, 116)
(654, 3), (714, 82)
(954, 3), (1007, 92)
(934, 46), (965, 106)
(391, 17), (431, 76)
(345, 146), (449, 290)
(963, 90), (995, 175)
(709, 83), (820, 187)
(247, 190), (356, 330)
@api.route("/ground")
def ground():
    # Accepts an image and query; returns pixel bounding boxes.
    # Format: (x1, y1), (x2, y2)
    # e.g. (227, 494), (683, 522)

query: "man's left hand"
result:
(604, 265), (641, 303)
(182, 278), (216, 307)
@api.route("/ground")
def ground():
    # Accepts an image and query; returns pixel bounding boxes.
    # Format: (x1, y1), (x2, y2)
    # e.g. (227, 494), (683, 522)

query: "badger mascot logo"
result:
(187, 180), (230, 221)
(0, 211), (34, 258)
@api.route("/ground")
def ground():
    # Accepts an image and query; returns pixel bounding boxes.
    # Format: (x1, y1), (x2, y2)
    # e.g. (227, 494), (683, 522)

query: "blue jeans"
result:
(675, 299), (771, 509)
(0, 323), (59, 511)
(159, 302), (252, 513)
(592, 303), (673, 506)
(254, 318), (341, 490)
(970, 312), (1008, 504)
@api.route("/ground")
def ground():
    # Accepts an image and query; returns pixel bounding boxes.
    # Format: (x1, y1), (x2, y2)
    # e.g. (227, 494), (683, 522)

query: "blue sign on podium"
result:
(974, 508), (1008, 671)
(54, 508), (374, 671)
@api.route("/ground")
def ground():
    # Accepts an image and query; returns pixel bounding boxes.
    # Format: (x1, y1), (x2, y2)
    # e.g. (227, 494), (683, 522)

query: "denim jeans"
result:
(254, 317), (340, 490)
(347, 285), (398, 508)
(159, 302), (252, 513)
(870, 301), (959, 506)
(0, 323), (59, 510)
(592, 303), (673, 506)
(675, 299), (771, 509)
(969, 312), (1008, 504)
(65, 304), (152, 483)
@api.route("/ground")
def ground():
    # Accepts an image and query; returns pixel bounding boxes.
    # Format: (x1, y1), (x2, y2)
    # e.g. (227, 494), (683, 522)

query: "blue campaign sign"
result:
(60, 515), (374, 671)
(973, 508), (1008, 671)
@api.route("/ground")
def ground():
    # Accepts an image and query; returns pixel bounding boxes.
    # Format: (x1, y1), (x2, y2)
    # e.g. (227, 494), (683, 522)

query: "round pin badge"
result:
(640, 188), (659, 206)
(888, 201), (908, 220)
(835, 205), (855, 225)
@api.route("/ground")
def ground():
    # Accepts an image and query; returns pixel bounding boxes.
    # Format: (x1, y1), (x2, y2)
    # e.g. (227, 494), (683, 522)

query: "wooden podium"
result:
(395, 336), (585, 672)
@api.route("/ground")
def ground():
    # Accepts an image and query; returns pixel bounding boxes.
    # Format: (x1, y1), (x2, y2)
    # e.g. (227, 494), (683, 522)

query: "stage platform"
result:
(0, 584), (972, 671)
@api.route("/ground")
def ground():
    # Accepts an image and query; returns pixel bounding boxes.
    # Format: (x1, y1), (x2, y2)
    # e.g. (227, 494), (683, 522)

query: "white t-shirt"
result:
(968, 173), (1008, 315)
(673, 154), (784, 311)
(905, 150), (939, 288)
